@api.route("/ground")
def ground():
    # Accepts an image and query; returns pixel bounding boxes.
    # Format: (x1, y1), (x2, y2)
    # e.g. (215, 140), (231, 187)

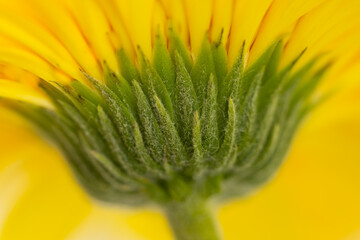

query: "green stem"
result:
(164, 196), (221, 240)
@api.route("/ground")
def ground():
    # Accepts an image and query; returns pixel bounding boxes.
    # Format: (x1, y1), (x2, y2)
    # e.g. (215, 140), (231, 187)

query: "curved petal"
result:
(112, 0), (155, 58)
(165, 0), (189, 44)
(182, 0), (212, 55)
(282, 0), (360, 65)
(63, 0), (118, 72)
(0, 79), (52, 108)
(211, 0), (233, 46)
(249, 0), (327, 62)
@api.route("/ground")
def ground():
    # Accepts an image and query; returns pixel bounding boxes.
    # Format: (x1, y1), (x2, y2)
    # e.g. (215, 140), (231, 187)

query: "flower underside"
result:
(9, 29), (326, 206)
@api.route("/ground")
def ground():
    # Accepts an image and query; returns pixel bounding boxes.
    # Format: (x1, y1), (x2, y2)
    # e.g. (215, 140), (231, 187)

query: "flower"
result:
(1, 0), (360, 239)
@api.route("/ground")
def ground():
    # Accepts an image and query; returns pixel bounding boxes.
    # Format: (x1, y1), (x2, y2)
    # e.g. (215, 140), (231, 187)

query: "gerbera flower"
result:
(1, 0), (360, 239)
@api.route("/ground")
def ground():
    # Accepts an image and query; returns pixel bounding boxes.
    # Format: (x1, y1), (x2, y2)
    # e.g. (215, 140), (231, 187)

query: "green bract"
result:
(10, 30), (326, 207)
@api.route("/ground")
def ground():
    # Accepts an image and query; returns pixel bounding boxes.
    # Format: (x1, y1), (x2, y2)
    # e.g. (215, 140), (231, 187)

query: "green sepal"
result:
(90, 150), (135, 187)
(211, 30), (228, 82)
(191, 36), (216, 110)
(116, 48), (140, 82)
(236, 93), (279, 169)
(138, 48), (174, 119)
(33, 107), (109, 189)
(258, 47), (307, 112)
(240, 40), (279, 100)
(132, 80), (164, 161)
(235, 68), (264, 142)
(38, 80), (73, 113)
(174, 50), (199, 148)
(153, 29), (176, 100)
(58, 100), (105, 153)
(168, 26), (192, 72)
(96, 105), (136, 177)
(289, 62), (330, 112)
(78, 132), (133, 191)
(83, 72), (137, 155)
(52, 81), (99, 119)
(153, 94), (187, 168)
(190, 111), (203, 173)
(215, 98), (236, 169)
(262, 40), (283, 83)
(200, 74), (219, 155)
(133, 122), (167, 179)
(103, 63), (137, 116)
(217, 42), (245, 135)
(71, 79), (103, 107)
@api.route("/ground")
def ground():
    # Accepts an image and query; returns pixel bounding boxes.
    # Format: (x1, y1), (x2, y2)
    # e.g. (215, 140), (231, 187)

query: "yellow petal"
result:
(152, 0), (168, 44)
(63, 0), (118, 72)
(0, 0), (91, 80)
(113, 0), (155, 58)
(282, 0), (360, 65)
(182, 0), (212, 55)
(165, 0), (189, 44)
(29, 0), (103, 80)
(211, 0), (233, 46)
(0, 37), (71, 83)
(249, 0), (326, 63)
(227, 0), (272, 64)
(94, 0), (135, 60)
(0, 2), (85, 80)
(0, 79), (52, 108)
